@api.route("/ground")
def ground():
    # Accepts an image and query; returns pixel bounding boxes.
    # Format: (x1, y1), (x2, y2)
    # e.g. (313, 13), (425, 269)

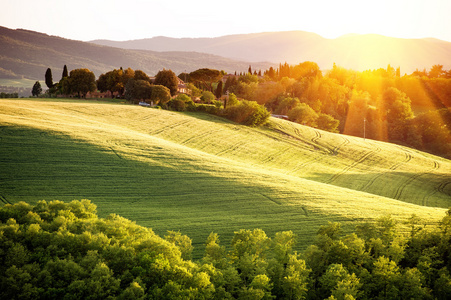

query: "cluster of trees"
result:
(0, 92), (19, 98)
(41, 65), (97, 98)
(34, 62), (451, 155)
(1, 200), (451, 299)
(220, 62), (451, 158)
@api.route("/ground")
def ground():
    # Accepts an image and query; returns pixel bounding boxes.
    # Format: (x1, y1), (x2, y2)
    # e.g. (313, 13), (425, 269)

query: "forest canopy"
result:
(1, 200), (451, 299)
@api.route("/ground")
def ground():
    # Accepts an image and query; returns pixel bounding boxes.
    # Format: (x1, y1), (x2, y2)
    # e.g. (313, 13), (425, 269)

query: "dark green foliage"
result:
(32, 81), (42, 97)
(215, 80), (223, 99)
(133, 70), (151, 82)
(124, 79), (152, 103)
(62, 65), (68, 79)
(97, 68), (127, 96)
(0, 92), (19, 98)
(150, 85), (171, 105)
(44, 68), (53, 89)
(166, 98), (186, 111)
(188, 68), (222, 91)
(68, 68), (96, 98)
(154, 69), (178, 96)
(1, 201), (450, 299)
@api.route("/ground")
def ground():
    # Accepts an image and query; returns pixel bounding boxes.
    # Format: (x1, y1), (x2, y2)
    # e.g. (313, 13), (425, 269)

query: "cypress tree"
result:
(62, 65), (68, 79)
(215, 80), (223, 99)
(45, 68), (54, 89)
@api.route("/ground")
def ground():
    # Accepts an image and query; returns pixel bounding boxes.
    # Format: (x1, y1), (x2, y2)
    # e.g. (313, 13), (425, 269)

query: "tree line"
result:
(33, 62), (451, 157)
(1, 200), (450, 299)
(34, 66), (271, 127)
(222, 62), (451, 159)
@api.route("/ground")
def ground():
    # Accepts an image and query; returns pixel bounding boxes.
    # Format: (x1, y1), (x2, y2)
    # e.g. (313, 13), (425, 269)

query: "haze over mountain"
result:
(91, 31), (451, 74)
(0, 26), (272, 80)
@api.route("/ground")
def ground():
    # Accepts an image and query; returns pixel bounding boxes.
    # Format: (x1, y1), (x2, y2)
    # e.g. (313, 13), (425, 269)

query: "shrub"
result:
(195, 104), (220, 115)
(223, 100), (270, 127)
(200, 91), (215, 103)
(167, 99), (186, 111)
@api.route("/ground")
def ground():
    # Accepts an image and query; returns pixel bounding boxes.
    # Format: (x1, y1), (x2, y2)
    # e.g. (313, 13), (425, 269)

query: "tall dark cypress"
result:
(62, 65), (68, 79)
(45, 68), (54, 89)
(215, 80), (223, 99)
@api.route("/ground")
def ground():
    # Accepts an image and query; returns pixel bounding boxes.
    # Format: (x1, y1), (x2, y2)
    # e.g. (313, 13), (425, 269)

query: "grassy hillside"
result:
(1, 99), (450, 256)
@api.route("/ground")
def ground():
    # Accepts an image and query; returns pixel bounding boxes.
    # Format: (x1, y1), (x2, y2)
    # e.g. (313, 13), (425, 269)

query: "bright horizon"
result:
(2, 0), (451, 43)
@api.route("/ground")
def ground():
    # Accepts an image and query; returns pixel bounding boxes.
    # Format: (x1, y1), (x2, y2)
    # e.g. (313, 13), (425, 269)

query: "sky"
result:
(2, 0), (451, 42)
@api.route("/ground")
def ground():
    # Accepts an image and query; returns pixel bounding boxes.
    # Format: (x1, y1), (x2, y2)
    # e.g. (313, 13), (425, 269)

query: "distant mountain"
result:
(0, 26), (273, 80)
(91, 31), (451, 74)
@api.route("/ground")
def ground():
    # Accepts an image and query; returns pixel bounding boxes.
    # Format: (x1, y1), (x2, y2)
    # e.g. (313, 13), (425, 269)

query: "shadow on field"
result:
(305, 171), (451, 209)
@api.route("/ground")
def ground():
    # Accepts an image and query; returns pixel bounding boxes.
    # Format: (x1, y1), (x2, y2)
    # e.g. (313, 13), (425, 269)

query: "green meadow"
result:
(1, 99), (450, 256)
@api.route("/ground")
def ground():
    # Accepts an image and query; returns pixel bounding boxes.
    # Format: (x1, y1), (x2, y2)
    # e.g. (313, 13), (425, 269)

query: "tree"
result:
(200, 91), (215, 103)
(31, 81), (42, 97)
(292, 61), (322, 79)
(215, 80), (223, 99)
(45, 68), (54, 89)
(62, 65), (68, 80)
(97, 69), (125, 96)
(370, 256), (401, 299)
(150, 85), (171, 105)
(317, 113), (340, 133)
(154, 69), (178, 96)
(124, 79), (152, 103)
(189, 68), (222, 91)
(134, 70), (151, 82)
(287, 103), (319, 127)
(165, 231), (194, 260)
(380, 87), (414, 141)
(69, 68), (96, 98)
(429, 64), (445, 78)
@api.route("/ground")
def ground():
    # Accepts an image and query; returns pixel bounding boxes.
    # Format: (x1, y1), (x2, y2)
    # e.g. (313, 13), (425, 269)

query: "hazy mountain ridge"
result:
(91, 31), (451, 74)
(0, 26), (273, 80)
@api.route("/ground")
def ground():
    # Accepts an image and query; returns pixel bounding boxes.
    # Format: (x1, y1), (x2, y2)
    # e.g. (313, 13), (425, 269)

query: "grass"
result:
(1, 98), (450, 257)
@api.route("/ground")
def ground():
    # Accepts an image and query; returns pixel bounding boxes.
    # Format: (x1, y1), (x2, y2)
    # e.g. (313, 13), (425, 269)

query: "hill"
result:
(0, 26), (273, 80)
(91, 31), (451, 74)
(1, 99), (450, 255)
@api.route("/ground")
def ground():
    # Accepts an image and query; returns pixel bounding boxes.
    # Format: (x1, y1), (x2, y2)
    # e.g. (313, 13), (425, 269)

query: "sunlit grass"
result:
(1, 99), (449, 256)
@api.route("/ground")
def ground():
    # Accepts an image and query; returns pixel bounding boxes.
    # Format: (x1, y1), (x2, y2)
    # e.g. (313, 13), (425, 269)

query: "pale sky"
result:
(2, 0), (451, 42)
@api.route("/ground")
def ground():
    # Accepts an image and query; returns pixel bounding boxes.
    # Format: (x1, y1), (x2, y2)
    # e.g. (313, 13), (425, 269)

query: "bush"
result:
(200, 91), (215, 103)
(167, 99), (186, 111)
(223, 100), (270, 127)
(195, 104), (220, 115)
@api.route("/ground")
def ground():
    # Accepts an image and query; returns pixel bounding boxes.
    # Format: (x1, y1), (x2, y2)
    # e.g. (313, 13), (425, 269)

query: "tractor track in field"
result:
(259, 146), (293, 164)
(0, 195), (12, 205)
(149, 120), (192, 136)
(360, 149), (412, 191)
(215, 140), (250, 156)
(311, 129), (321, 144)
(109, 147), (123, 159)
(331, 136), (350, 156)
(287, 130), (349, 175)
(327, 142), (382, 184)
(394, 160), (440, 201)
(180, 130), (217, 146)
(293, 127), (335, 155)
(422, 174), (451, 206)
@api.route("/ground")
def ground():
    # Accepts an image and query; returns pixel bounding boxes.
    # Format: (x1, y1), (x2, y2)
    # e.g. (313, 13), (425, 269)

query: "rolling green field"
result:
(1, 99), (450, 256)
